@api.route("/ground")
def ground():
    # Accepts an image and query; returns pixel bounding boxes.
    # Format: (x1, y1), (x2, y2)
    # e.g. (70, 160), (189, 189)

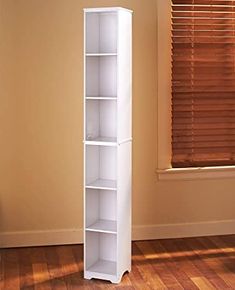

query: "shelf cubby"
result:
(85, 99), (117, 144)
(87, 259), (116, 276)
(85, 12), (117, 54)
(85, 189), (117, 233)
(86, 56), (117, 98)
(85, 145), (116, 189)
(85, 232), (117, 277)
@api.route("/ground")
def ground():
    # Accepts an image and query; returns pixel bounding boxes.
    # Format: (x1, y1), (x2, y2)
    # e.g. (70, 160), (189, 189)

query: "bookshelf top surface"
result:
(84, 7), (133, 13)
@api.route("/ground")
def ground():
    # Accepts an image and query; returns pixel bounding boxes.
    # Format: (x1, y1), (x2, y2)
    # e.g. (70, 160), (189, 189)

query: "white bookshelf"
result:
(84, 7), (132, 283)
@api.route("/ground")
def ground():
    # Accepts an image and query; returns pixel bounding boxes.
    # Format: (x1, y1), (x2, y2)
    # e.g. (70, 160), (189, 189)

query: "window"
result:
(171, 0), (235, 168)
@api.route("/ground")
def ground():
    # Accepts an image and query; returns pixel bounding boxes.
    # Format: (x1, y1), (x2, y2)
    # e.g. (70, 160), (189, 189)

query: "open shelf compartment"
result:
(85, 232), (117, 276)
(87, 259), (116, 275)
(86, 56), (117, 99)
(85, 99), (117, 143)
(85, 12), (117, 54)
(85, 145), (117, 190)
(85, 189), (117, 233)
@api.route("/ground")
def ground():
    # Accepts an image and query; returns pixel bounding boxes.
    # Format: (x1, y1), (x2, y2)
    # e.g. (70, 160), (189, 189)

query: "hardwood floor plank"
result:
(18, 247), (34, 290)
(220, 235), (235, 248)
(183, 237), (231, 289)
(159, 238), (202, 279)
(127, 244), (150, 290)
(30, 247), (52, 290)
(44, 246), (67, 290)
(191, 276), (216, 289)
(136, 240), (183, 289)
(210, 236), (235, 257)
(3, 249), (20, 290)
(151, 239), (199, 289)
(134, 242), (167, 289)
(197, 237), (233, 289)
(56, 245), (82, 289)
(0, 250), (4, 290)
(2, 236), (235, 289)
(208, 236), (235, 287)
(32, 263), (51, 290)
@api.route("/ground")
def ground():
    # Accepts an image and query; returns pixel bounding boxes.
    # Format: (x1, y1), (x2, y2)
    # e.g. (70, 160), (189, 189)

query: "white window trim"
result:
(157, 166), (235, 181)
(156, 0), (235, 181)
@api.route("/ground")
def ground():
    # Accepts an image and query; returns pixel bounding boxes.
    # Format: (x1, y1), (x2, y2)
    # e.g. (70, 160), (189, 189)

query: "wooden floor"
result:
(1, 235), (235, 289)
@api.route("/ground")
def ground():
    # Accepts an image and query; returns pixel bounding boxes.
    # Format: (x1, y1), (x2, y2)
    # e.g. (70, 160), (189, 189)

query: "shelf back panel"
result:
(86, 146), (117, 184)
(86, 56), (117, 97)
(86, 12), (117, 54)
(86, 232), (117, 268)
(86, 100), (117, 140)
(86, 189), (117, 227)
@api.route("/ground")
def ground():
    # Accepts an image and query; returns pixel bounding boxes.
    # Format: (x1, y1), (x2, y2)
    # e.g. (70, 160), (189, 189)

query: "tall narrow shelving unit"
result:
(84, 7), (132, 284)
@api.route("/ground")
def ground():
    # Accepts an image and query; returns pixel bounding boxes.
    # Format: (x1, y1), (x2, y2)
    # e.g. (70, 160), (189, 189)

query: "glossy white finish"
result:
(84, 7), (132, 284)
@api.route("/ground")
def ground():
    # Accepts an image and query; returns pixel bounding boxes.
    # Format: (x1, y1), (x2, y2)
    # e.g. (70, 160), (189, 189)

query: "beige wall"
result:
(1, 0), (235, 244)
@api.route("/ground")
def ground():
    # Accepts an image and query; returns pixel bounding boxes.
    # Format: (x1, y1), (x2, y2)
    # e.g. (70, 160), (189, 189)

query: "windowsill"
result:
(157, 166), (235, 181)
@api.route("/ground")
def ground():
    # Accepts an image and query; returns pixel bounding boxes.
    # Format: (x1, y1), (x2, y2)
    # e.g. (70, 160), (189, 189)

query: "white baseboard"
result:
(0, 229), (83, 248)
(132, 219), (235, 241)
(1, 220), (235, 248)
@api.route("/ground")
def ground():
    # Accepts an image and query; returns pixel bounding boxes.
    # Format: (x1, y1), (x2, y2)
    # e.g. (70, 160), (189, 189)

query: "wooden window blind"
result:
(171, 0), (235, 167)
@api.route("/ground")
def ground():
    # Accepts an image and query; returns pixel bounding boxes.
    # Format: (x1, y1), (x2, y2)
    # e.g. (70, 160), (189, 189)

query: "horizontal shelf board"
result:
(84, 140), (131, 148)
(85, 141), (117, 146)
(86, 53), (117, 56)
(85, 136), (117, 146)
(86, 219), (117, 234)
(85, 96), (117, 100)
(86, 260), (117, 276)
(86, 179), (117, 190)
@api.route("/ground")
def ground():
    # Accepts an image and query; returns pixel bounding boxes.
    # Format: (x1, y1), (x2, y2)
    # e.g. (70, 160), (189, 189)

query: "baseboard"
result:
(132, 219), (235, 241)
(1, 220), (235, 248)
(0, 229), (83, 248)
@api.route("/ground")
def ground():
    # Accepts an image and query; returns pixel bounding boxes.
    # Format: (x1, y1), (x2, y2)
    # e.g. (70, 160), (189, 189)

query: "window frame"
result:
(156, 0), (235, 180)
